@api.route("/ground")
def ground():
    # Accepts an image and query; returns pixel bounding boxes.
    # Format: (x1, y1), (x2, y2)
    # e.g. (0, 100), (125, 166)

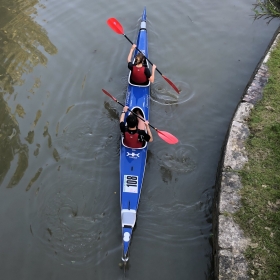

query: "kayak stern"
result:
(121, 209), (136, 261)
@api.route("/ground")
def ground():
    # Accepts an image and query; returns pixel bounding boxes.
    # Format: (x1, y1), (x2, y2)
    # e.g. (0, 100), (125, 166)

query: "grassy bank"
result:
(234, 40), (280, 279)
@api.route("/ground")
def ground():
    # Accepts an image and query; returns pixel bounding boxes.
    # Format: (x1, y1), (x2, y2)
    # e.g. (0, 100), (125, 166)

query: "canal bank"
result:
(213, 26), (280, 279)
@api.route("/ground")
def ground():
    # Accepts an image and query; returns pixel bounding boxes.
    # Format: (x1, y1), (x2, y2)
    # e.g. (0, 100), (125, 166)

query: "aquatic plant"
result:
(253, 0), (280, 23)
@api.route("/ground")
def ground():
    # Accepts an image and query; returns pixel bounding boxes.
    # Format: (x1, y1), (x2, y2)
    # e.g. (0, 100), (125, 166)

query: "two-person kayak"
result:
(119, 7), (150, 264)
(104, 7), (179, 266)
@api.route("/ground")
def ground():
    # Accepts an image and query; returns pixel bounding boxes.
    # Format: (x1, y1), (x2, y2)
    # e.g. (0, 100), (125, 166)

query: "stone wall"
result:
(213, 29), (280, 279)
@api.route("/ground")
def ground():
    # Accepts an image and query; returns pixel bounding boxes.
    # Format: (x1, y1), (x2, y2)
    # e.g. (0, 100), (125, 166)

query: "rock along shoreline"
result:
(213, 26), (280, 280)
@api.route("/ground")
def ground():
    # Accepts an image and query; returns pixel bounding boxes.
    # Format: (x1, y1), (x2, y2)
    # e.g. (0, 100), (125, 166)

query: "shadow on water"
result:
(0, 0), (57, 188)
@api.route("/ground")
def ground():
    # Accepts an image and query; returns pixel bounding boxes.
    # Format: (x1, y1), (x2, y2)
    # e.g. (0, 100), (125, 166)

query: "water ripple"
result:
(136, 202), (212, 245)
(53, 102), (119, 164)
(29, 170), (117, 265)
(151, 80), (194, 106)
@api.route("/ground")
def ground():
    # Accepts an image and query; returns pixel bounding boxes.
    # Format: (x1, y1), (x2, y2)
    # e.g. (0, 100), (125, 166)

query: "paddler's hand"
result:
(128, 45), (137, 62)
(123, 106), (129, 113)
(144, 121), (149, 126)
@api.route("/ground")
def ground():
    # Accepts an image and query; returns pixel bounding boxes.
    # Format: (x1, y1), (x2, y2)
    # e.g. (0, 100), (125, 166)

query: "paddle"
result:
(102, 89), (178, 144)
(107, 18), (180, 94)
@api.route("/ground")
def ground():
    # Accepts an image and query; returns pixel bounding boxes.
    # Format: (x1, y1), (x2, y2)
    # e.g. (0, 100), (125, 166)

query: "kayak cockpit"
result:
(121, 106), (148, 149)
(128, 79), (150, 87)
(121, 138), (147, 149)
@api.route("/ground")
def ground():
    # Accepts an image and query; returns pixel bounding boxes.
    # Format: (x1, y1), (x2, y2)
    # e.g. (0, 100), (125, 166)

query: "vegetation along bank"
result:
(214, 28), (280, 279)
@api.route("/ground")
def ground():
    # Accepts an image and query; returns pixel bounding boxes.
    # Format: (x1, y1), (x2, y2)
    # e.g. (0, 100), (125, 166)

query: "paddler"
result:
(127, 44), (157, 85)
(120, 106), (153, 148)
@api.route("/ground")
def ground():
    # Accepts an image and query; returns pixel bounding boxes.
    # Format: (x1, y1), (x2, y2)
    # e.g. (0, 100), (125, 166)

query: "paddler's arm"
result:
(144, 121), (153, 142)
(127, 44), (136, 63)
(148, 64), (157, 83)
(120, 106), (129, 123)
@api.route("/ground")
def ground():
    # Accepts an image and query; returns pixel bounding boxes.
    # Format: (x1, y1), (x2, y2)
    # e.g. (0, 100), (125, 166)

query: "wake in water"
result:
(155, 143), (197, 174)
(151, 80), (195, 105)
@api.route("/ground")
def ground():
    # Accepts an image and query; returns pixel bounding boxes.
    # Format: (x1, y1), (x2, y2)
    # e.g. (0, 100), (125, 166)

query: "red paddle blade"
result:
(162, 75), (180, 94)
(107, 18), (124, 35)
(102, 89), (117, 102)
(157, 130), (178, 144)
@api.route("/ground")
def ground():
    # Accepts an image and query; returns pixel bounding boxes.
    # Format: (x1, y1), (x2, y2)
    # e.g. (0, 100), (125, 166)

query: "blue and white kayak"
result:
(120, 7), (150, 263)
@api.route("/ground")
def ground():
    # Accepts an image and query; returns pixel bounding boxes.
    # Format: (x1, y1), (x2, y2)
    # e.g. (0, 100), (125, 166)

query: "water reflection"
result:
(0, 0), (57, 188)
(0, 94), (29, 188)
(0, 0), (57, 93)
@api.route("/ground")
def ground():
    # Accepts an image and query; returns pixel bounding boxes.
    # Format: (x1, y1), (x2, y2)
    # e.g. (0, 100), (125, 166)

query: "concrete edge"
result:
(213, 27), (280, 280)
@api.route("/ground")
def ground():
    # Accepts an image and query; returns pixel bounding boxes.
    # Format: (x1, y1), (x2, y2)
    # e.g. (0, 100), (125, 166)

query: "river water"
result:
(0, 0), (279, 279)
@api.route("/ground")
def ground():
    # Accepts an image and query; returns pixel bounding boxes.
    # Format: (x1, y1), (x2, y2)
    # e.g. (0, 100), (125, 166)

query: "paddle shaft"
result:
(124, 34), (164, 76)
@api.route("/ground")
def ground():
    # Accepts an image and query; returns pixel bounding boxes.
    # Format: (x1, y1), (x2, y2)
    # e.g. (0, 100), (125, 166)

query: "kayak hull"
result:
(120, 7), (150, 262)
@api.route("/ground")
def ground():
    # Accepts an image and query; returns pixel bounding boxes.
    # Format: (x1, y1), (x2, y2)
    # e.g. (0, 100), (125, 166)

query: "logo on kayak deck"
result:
(126, 152), (140, 159)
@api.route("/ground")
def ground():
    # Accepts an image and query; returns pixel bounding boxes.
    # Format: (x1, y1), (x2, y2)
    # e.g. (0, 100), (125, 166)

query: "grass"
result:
(234, 40), (280, 279)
